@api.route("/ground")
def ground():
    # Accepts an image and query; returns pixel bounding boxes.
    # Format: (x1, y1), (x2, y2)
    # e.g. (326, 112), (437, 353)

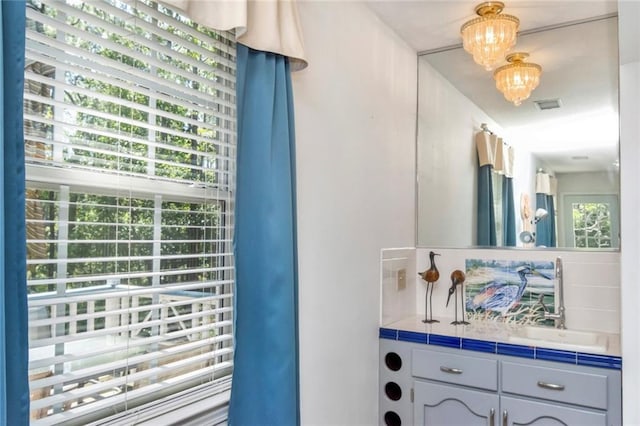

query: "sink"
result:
(508, 326), (608, 353)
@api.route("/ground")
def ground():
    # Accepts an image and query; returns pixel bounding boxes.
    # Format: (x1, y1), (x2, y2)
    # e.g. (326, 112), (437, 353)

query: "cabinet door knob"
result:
(537, 381), (565, 391)
(502, 410), (508, 426)
(489, 408), (495, 426)
(439, 366), (463, 374)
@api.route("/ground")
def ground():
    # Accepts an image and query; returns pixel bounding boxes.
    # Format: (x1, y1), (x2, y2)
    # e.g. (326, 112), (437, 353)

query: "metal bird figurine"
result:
(418, 251), (440, 323)
(446, 269), (469, 325)
(466, 265), (551, 316)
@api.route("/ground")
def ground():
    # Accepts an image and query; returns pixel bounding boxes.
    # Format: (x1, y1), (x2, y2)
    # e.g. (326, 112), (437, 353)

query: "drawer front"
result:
(412, 348), (498, 391)
(501, 361), (608, 409)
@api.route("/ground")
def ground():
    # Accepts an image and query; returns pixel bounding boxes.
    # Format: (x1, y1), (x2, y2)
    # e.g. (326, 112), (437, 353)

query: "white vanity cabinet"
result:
(500, 359), (612, 425)
(380, 339), (621, 426)
(499, 396), (606, 425)
(414, 380), (498, 425)
(412, 348), (499, 425)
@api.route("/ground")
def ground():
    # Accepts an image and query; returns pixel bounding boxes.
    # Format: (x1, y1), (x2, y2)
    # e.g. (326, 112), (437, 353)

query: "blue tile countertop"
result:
(380, 316), (621, 370)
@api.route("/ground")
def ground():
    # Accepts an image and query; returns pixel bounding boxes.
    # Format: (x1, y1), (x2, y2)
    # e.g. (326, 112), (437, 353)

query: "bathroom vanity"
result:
(379, 321), (622, 426)
(379, 246), (623, 425)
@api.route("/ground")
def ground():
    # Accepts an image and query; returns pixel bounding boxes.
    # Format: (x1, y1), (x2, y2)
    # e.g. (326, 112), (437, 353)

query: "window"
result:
(562, 194), (619, 249)
(24, 0), (236, 423)
(572, 202), (613, 248)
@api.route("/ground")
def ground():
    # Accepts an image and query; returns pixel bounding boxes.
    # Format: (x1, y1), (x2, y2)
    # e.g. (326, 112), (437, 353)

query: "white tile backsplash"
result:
(565, 285), (620, 310)
(382, 247), (621, 334)
(566, 307), (620, 334)
(563, 259), (620, 288)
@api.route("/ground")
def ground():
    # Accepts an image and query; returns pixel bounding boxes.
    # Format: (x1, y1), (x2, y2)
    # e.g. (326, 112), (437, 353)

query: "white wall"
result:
(290, 1), (639, 424)
(292, 2), (417, 424)
(556, 171), (619, 196)
(416, 58), (536, 248)
(619, 1), (640, 424)
(416, 58), (502, 247)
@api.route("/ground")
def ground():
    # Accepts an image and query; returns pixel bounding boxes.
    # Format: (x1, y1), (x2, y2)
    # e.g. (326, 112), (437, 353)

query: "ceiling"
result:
(365, 1), (620, 173)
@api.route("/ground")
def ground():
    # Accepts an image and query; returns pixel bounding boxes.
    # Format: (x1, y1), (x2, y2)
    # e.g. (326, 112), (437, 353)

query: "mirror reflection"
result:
(417, 14), (619, 250)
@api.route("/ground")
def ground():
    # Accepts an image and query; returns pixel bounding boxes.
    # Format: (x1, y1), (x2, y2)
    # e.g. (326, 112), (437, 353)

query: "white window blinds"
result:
(24, 0), (236, 423)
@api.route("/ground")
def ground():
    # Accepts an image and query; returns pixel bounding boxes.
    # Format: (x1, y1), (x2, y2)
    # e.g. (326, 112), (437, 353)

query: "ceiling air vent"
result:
(534, 99), (562, 111)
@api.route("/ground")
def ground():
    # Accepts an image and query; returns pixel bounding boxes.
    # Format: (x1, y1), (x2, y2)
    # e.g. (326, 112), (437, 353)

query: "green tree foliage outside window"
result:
(572, 202), (612, 248)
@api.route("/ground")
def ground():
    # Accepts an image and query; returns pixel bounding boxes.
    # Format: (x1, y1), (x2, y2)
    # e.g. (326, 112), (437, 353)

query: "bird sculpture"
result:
(466, 265), (552, 316)
(418, 251), (440, 323)
(446, 269), (469, 325)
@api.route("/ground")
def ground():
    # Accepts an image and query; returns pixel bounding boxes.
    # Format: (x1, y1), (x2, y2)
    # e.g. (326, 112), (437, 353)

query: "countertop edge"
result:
(379, 326), (622, 370)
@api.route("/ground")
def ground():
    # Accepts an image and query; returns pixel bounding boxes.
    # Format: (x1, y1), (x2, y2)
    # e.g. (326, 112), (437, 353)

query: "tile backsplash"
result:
(380, 248), (416, 326)
(381, 247), (620, 334)
(464, 258), (556, 327)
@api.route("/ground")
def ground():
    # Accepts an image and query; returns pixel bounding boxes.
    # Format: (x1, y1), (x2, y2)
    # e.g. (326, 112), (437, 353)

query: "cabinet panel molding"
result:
(414, 380), (498, 426)
(501, 395), (607, 426)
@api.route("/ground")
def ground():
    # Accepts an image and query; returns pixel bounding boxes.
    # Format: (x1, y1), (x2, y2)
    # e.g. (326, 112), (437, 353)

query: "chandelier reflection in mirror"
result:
(460, 1), (520, 71)
(494, 52), (542, 106)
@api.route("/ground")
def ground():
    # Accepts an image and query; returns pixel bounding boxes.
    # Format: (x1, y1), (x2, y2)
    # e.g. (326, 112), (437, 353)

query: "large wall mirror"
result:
(416, 5), (619, 250)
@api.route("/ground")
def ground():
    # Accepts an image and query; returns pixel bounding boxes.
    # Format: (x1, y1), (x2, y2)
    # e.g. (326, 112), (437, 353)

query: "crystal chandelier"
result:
(460, 2), (519, 71)
(493, 52), (542, 106)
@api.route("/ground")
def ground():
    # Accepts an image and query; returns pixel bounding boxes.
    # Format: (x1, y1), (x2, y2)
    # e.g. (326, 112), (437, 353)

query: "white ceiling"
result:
(366, 1), (620, 173)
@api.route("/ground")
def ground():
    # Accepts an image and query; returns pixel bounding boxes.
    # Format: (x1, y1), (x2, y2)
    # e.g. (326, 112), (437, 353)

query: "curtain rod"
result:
(480, 123), (493, 134)
(479, 124), (512, 147)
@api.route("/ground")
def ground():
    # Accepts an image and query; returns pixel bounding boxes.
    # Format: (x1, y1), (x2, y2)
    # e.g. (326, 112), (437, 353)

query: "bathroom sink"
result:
(508, 326), (608, 353)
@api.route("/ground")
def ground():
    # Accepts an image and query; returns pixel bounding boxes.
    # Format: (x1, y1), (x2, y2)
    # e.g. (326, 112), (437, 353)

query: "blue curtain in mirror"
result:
(547, 194), (556, 247)
(477, 165), (497, 246)
(229, 44), (299, 425)
(502, 175), (516, 246)
(535, 193), (551, 247)
(1, 1), (30, 424)
(535, 193), (556, 248)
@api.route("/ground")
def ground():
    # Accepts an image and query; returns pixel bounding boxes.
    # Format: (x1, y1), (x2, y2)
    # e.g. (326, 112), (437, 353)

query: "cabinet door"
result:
(501, 395), (607, 426)
(414, 380), (498, 426)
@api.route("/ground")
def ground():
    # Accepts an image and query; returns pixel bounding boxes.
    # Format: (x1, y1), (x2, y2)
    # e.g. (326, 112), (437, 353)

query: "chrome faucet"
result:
(537, 257), (566, 329)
